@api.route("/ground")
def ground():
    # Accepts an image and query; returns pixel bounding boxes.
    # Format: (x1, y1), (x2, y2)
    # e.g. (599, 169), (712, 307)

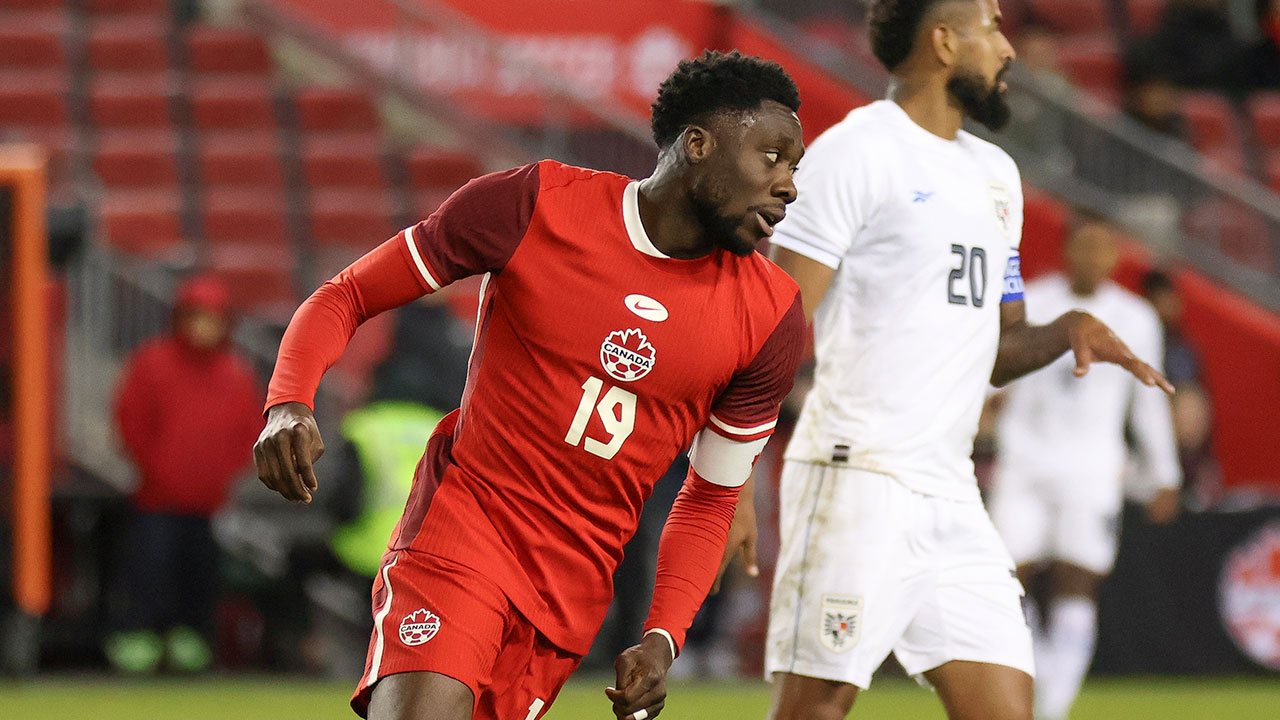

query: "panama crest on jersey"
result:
(819, 594), (863, 653)
(600, 328), (656, 382)
(399, 608), (441, 646)
(989, 182), (1012, 240)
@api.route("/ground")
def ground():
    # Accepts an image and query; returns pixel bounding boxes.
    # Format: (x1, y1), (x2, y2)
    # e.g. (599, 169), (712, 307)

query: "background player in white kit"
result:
(761, 2), (1174, 720)
(987, 219), (1181, 720)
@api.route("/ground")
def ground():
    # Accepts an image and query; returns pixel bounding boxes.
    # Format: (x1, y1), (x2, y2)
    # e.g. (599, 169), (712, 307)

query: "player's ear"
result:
(931, 24), (959, 67)
(682, 125), (715, 164)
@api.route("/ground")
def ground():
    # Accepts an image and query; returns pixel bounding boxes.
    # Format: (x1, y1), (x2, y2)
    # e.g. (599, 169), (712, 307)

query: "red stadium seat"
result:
(187, 26), (273, 76)
(1057, 35), (1122, 98)
(1028, 0), (1110, 35)
(1266, 150), (1280, 193)
(1184, 199), (1273, 271)
(86, 17), (171, 72)
(294, 87), (379, 133)
(189, 77), (276, 130)
(201, 187), (290, 246)
(1248, 92), (1280, 150)
(2, 0), (68, 10)
(405, 148), (483, 191)
(100, 188), (186, 257)
(92, 130), (180, 188)
(202, 265), (297, 315)
(196, 131), (284, 189)
(84, 0), (172, 16)
(301, 133), (387, 189)
(1126, 0), (1166, 34)
(0, 17), (68, 71)
(0, 70), (69, 126)
(1181, 91), (1238, 151)
(88, 73), (174, 128)
(307, 188), (396, 249)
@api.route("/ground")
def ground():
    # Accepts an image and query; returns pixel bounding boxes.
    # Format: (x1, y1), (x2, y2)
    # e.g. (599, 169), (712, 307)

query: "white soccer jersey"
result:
(773, 100), (1024, 501)
(994, 275), (1181, 498)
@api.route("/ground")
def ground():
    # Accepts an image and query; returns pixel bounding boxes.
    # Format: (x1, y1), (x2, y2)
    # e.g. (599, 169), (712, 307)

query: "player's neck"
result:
(636, 174), (715, 260)
(890, 76), (964, 141)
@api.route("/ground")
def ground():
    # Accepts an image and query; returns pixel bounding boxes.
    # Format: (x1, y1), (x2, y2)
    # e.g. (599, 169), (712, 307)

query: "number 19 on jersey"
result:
(564, 377), (636, 460)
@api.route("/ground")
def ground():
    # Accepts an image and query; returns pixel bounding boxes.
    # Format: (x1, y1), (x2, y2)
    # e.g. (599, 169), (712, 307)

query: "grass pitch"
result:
(1, 675), (1276, 719)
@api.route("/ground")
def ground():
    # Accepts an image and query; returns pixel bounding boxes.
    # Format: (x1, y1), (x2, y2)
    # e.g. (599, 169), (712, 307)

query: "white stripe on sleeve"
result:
(402, 226), (441, 291)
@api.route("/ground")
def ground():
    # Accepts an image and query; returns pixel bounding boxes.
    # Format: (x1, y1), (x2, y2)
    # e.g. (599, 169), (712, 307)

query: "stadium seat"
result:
(189, 77), (277, 130)
(1181, 91), (1238, 151)
(100, 188), (185, 257)
(196, 131), (285, 189)
(294, 87), (379, 133)
(88, 73), (174, 128)
(0, 17), (68, 71)
(1184, 199), (1273, 271)
(1248, 92), (1280, 150)
(1126, 0), (1166, 34)
(202, 265), (297, 315)
(92, 130), (180, 188)
(1027, 0), (1110, 35)
(1, 0), (68, 11)
(301, 133), (388, 189)
(1019, 188), (1068, 280)
(307, 188), (396, 249)
(186, 26), (273, 76)
(1056, 35), (1122, 98)
(86, 17), (171, 73)
(201, 187), (290, 246)
(84, 0), (172, 16)
(0, 70), (69, 126)
(405, 148), (483, 191)
(1266, 150), (1280, 193)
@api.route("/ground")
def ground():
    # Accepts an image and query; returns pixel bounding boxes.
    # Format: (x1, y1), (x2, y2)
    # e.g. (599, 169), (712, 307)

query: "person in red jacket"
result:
(105, 275), (263, 674)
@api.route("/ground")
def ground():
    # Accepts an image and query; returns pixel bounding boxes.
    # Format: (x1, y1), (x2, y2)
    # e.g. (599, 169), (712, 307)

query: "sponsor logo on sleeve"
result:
(819, 594), (863, 653)
(1001, 254), (1025, 302)
(600, 328), (656, 382)
(399, 608), (441, 646)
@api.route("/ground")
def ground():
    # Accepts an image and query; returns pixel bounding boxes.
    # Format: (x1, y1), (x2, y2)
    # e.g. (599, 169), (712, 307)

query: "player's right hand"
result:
(606, 632), (672, 720)
(254, 401), (324, 504)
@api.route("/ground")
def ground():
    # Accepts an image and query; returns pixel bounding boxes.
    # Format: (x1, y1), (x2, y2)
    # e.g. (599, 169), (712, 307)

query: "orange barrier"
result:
(1, 144), (51, 616)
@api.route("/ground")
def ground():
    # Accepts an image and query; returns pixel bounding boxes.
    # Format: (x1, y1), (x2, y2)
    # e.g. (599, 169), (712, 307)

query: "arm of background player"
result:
(768, 246), (836, 323)
(990, 299), (1174, 392)
(1127, 311), (1182, 523)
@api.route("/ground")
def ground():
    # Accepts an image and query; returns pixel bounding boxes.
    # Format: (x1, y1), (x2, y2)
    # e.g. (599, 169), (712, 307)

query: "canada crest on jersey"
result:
(399, 608), (441, 646)
(600, 328), (656, 382)
(1220, 523), (1280, 670)
(819, 594), (863, 653)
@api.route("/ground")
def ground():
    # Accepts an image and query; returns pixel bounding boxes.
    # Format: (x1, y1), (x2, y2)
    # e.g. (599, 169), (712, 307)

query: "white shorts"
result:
(765, 461), (1034, 689)
(986, 467), (1122, 575)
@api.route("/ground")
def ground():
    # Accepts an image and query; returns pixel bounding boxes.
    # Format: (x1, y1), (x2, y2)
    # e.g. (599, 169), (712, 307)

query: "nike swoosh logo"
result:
(624, 294), (668, 322)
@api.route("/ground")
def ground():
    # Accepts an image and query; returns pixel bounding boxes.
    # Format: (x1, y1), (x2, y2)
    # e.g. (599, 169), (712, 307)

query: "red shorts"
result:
(352, 549), (581, 720)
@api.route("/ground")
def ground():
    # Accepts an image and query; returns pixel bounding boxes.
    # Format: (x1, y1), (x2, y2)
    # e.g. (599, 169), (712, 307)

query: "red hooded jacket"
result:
(113, 276), (263, 516)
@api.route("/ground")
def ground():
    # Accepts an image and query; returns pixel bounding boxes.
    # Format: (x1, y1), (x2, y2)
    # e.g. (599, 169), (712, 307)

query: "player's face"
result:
(946, 0), (1016, 131)
(689, 101), (804, 256)
(1065, 222), (1119, 292)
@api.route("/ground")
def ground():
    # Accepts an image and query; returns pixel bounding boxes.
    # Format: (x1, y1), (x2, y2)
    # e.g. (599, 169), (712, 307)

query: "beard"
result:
(947, 66), (1012, 132)
(689, 180), (755, 257)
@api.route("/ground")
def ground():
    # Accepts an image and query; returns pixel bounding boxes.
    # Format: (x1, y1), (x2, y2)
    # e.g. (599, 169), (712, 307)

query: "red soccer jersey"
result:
(269, 160), (804, 655)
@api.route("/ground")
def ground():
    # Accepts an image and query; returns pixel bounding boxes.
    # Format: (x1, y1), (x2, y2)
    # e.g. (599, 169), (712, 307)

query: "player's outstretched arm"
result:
(991, 301), (1173, 393)
(254, 401), (324, 504)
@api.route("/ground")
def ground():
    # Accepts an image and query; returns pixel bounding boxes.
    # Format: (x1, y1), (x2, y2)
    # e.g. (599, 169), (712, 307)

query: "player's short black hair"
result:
(869, 0), (970, 72)
(650, 50), (801, 149)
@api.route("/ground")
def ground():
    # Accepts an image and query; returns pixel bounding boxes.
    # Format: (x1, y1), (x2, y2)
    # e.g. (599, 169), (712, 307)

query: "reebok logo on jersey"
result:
(624, 294), (668, 322)
(911, 190), (935, 204)
(600, 329), (655, 382)
(398, 608), (441, 646)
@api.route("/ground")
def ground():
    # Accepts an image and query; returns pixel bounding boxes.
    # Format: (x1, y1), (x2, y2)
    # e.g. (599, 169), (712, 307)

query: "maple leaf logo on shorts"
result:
(399, 608), (441, 646)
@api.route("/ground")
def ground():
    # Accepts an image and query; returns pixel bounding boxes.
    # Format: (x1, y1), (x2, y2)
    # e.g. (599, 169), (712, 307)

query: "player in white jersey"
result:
(987, 219), (1181, 720)
(761, 3), (1173, 720)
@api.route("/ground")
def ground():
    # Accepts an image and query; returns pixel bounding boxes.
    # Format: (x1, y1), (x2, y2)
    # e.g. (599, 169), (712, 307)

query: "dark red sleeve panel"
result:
(264, 238), (429, 411)
(643, 467), (741, 654)
(406, 162), (540, 289)
(707, 292), (806, 441)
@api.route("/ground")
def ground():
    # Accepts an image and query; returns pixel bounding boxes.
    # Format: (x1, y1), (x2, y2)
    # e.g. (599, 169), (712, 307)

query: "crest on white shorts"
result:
(819, 594), (863, 653)
(399, 608), (441, 646)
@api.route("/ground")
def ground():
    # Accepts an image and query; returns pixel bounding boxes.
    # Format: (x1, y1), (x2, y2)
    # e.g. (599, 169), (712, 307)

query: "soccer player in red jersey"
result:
(253, 51), (806, 720)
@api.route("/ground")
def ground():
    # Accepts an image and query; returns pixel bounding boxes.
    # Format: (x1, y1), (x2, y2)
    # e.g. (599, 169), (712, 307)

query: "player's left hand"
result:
(1066, 311), (1175, 395)
(1145, 487), (1181, 525)
(712, 495), (759, 594)
(606, 632), (672, 720)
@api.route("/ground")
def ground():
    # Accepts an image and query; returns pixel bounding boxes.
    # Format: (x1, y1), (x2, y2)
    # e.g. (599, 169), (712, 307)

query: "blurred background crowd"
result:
(1, 0), (1279, 695)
